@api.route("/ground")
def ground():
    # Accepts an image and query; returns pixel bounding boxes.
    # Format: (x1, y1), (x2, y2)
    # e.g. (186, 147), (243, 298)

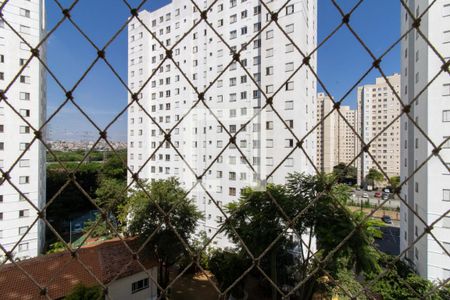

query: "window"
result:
(285, 62), (294, 72)
(20, 126), (30, 134)
(20, 75), (30, 84)
(443, 137), (450, 149)
(131, 278), (149, 293)
(19, 176), (29, 184)
(444, 4), (450, 16)
(286, 5), (294, 15)
(286, 43), (294, 53)
(444, 30), (450, 43)
(19, 226), (28, 235)
(444, 110), (450, 122)
(444, 83), (450, 96)
(19, 209), (29, 218)
(20, 109), (30, 117)
(20, 8), (31, 18)
(266, 48), (273, 57)
(0, 142), (3, 151)
(18, 243), (29, 252)
(286, 81), (294, 91)
(285, 158), (294, 167)
(266, 30), (273, 39)
(0, 55), (4, 63)
(285, 24), (294, 33)
(20, 25), (30, 35)
(444, 189), (450, 201)
(20, 92), (30, 100)
(19, 159), (30, 167)
(285, 101), (294, 110)
(266, 121), (273, 130)
(266, 66), (273, 75)
(0, 72), (3, 80)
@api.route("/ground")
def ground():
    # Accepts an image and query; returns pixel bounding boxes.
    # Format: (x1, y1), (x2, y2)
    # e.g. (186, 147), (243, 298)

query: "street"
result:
(352, 190), (401, 209)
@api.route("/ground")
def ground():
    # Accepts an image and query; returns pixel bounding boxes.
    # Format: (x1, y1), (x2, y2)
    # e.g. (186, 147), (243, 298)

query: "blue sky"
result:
(44, 0), (400, 141)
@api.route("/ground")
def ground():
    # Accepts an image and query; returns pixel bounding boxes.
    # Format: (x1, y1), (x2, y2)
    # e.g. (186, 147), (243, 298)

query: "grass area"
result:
(47, 149), (126, 163)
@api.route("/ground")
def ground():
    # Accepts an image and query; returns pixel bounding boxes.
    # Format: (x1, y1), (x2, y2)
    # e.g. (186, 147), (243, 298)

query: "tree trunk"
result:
(270, 250), (277, 300)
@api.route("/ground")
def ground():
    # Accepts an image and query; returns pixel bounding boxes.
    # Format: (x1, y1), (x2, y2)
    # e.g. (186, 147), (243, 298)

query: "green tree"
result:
(365, 168), (384, 188)
(366, 255), (450, 299)
(65, 283), (103, 300)
(100, 151), (127, 181)
(208, 248), (250, 298)
(333, 163), (357, 183)
(223, 184), (294, 300)
(122, 178), (202, 290)
(389, 176), (400, 190)
(95, 178), (126, 221)
(286, 173), (384, 276)
(82, 214), (113, 239)
(46, 163), (100, 246)
(46, 241), (66, 254)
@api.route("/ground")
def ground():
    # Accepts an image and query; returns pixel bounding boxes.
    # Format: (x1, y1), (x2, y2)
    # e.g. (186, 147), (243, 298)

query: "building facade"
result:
(400, 0), (450, 281)
(316, 92), (357, 174)
(0, 0), (46, 260)
(357, 74), (401, 185)
(128, 0), (317, 246)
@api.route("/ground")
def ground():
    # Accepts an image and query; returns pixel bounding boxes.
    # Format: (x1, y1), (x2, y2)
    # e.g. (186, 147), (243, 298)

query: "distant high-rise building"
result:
(357, 74), (401, 185)
(400, 0), (450, 281)
(127, 0), (317, 246)
(0, 0), (46, 260)
(316, 92), (357, 174)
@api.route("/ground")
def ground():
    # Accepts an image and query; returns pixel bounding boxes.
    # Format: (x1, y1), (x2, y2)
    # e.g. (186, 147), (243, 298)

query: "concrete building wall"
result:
(316, 93), (357, 174)
(0, 0), (46, 261)
(400, 0), (450, 281)
(127, 0), (317, 247)
(108, 268), (158, 300)
(357, 74), (401, 185)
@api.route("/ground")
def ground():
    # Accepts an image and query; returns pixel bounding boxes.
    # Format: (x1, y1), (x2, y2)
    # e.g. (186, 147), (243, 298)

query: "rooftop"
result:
(0, 238), (156, 300)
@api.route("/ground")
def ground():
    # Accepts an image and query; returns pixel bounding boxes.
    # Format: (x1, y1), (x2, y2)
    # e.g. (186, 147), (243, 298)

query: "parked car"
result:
(362, 193), (369, 198)
(73, 223), (82, 233)
(374, 192), (382, 198)
(381, 215), (392, 224)
(382, 194), (389, 200)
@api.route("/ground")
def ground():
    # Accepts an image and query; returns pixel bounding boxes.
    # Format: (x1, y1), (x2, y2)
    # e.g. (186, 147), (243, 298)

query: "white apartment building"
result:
(400, 0), (450, 281)
(316, 92), (357, 174)
(0, 0), (46, 260)
(357, 74), (401, 186)
(128, 0), (317, 246)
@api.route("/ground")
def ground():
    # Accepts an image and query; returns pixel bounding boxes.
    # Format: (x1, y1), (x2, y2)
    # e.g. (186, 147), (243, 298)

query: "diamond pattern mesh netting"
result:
(0, 0), (450, 299)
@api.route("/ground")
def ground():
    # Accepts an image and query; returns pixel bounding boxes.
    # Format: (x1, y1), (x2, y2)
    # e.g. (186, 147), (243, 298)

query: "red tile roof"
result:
(0, 238), (157, 300)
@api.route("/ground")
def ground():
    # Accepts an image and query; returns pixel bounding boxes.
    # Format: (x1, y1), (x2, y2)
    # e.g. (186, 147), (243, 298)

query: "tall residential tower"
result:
(316, 92), (357, 174)
(0, 0), (46, 260)
(357, 74), (401, 186)
(400, 0), (450, 281)
(128, 0), (317, 246)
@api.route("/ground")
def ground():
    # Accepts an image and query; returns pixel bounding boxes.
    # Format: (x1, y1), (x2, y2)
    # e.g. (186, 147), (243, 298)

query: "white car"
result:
(362, 193), (369, 198)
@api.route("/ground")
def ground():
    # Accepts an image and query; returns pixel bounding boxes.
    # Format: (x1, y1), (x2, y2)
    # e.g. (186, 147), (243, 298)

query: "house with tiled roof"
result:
(0, 238), (158, 299)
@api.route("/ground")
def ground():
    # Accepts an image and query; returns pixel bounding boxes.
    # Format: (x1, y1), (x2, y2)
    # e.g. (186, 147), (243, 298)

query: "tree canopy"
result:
(122, 178), (203, 288)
